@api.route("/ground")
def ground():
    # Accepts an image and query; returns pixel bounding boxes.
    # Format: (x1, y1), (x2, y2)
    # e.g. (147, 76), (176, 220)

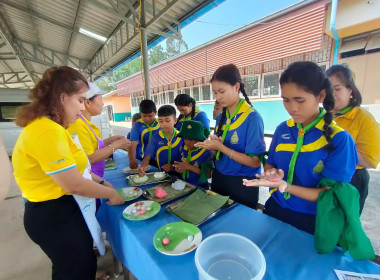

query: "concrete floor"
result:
(0, 122), (378, 280)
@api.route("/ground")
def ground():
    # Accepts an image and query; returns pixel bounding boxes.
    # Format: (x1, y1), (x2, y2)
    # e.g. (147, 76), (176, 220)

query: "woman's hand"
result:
(194, 136), (223, 151)
(256, 168), (285, 181)
(107, 190), (124, 205)
(242, 178), (289, 193)
(114, 138), (131, 150)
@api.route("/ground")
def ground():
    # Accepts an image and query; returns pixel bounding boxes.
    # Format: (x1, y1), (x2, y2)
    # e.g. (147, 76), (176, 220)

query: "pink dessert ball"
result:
(162, 238), (169, 245)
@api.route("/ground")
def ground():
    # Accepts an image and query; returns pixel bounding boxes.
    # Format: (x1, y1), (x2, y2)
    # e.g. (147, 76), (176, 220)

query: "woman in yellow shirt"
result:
(327, 64), (380, 214)
(12, 66), (124, 280)
(68, 82), (130, 179)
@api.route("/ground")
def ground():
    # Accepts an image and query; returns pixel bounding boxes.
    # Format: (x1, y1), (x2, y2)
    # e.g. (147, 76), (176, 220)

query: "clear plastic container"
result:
(195, 233), (266, 280)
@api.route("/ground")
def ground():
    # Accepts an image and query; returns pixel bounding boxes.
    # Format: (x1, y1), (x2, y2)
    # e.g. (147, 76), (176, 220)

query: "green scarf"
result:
(333, 106), (352, 117)
(284, 109), (325, 200)
(161, 129), (177, 164)
(216, 99), (245, 161)
(182, 147), (200, 181)
(142, 119), (157, 141)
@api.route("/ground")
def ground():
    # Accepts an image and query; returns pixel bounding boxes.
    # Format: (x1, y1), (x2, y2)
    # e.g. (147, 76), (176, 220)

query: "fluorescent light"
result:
(79, 28), (107, 42)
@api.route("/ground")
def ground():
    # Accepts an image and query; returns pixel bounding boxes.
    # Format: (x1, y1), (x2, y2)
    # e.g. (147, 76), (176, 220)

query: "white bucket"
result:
(194, 233), (266, 280)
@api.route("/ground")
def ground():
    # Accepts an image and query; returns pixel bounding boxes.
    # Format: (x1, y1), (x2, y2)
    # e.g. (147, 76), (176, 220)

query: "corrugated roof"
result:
(0, 0), (224, 89)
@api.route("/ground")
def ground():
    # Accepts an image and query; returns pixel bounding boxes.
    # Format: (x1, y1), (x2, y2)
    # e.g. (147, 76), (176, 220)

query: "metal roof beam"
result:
(0, 10), (37, 84)
(0, 0), (104, 44)
(0, 72), (31, 84)
(15, 39), (91, 74)
(88, 0), (182, 76)
(119, 0), (138, 18)
(140, 27), (180, 39)
(84, 0), (136, 26)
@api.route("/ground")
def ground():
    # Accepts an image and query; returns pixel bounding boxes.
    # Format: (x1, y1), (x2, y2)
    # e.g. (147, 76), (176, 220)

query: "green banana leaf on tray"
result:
(166, 189), (236, 226)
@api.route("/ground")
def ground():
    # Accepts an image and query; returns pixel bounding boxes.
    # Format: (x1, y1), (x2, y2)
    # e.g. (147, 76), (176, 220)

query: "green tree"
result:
(148, 45), (168, 66)
(166, 38), (188, 57)
(95, 75), (114, 93)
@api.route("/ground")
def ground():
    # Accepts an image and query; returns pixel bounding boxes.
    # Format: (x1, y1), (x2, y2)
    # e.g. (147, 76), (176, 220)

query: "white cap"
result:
(87, 82), (106, 99)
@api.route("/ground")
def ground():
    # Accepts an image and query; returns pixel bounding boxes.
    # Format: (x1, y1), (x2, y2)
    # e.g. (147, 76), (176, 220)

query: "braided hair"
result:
(280, 61), (335, 150)
(174, 93), (196, 126)
(326, 64), (362, 107)
(210, 64), (251, 137)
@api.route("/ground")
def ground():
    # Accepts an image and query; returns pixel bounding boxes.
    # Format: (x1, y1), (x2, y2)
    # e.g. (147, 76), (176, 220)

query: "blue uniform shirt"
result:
(267, 118), (358, 215)
(145, 129), (184, 169)
(215, 101), (266, 176)
(180, 146), (213, 186)
(175, 108), (210, 131)
(130, 119), (160, 159)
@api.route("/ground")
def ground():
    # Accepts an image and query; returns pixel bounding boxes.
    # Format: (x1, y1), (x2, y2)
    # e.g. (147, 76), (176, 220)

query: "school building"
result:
(105, 0), (380, 132)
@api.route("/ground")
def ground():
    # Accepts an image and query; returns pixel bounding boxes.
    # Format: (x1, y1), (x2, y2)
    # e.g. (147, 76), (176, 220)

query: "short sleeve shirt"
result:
(334, 106), (380, 168)
(12, 117), (88, 202)
(267, 118), (358, 215)
(175, 108), (210, 131)
(180, 146), (212, 186)
(214, 101), (266, 176)
(130, 119), (160, 159)
(145, 130), (184, 169)
(67, 116), (100, 156)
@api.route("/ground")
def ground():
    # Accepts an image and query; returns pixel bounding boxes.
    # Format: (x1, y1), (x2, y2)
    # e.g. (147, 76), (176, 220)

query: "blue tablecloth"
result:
(97, 152), (380, 280)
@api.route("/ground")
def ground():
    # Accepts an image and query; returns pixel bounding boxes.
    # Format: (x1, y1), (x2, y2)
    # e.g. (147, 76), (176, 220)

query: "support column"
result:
(140, 0), (151, 100)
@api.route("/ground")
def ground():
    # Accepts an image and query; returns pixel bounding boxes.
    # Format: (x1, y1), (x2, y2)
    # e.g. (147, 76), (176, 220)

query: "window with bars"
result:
(184, 88), (191, 95)
(168, 91), (175, 103)
(192, 87), (200, 101)
(262, 73), (280, 97)
(160, 93), (165, 105)
(153, 94), (158, 105)
(243, 76), (260, 97)
(202, 85), (211, 101)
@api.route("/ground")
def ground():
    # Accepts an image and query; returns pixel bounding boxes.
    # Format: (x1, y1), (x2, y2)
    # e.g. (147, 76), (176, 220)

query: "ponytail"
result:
(190, 99), (196, 119)
(216, 108), (227, 137)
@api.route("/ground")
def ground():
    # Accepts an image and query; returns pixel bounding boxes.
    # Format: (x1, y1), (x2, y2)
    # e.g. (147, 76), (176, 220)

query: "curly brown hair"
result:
(16, 66), (88, 128)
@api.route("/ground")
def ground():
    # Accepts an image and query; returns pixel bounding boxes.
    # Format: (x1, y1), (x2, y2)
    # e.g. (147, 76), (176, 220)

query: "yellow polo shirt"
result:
(67, 116), (101, 156)
(12, 117), (88, 202)
(334, 106), (380, 169)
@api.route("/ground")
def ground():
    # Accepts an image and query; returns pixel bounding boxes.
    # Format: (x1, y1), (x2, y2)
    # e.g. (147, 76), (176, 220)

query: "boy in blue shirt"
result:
(138, 105), (184, 176)
(174, 120), (213, 187)
(128, 100), (160, 169)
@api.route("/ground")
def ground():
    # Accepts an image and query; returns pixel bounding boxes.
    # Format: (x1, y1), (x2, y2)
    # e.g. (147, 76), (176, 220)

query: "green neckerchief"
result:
(161, 129), (177, 164)
(284, 109), (325, 200)
(216, 99), (245, 161)
(182, 147), (200, 181)
(334, 106), (352, 117)
(142, 119), (157, 141)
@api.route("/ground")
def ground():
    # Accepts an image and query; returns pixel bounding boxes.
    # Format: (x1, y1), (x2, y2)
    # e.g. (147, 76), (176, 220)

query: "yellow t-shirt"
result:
(12, 117), (88, 202)
(334, 106), (380, 169)
(67, 116), (101, 156)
